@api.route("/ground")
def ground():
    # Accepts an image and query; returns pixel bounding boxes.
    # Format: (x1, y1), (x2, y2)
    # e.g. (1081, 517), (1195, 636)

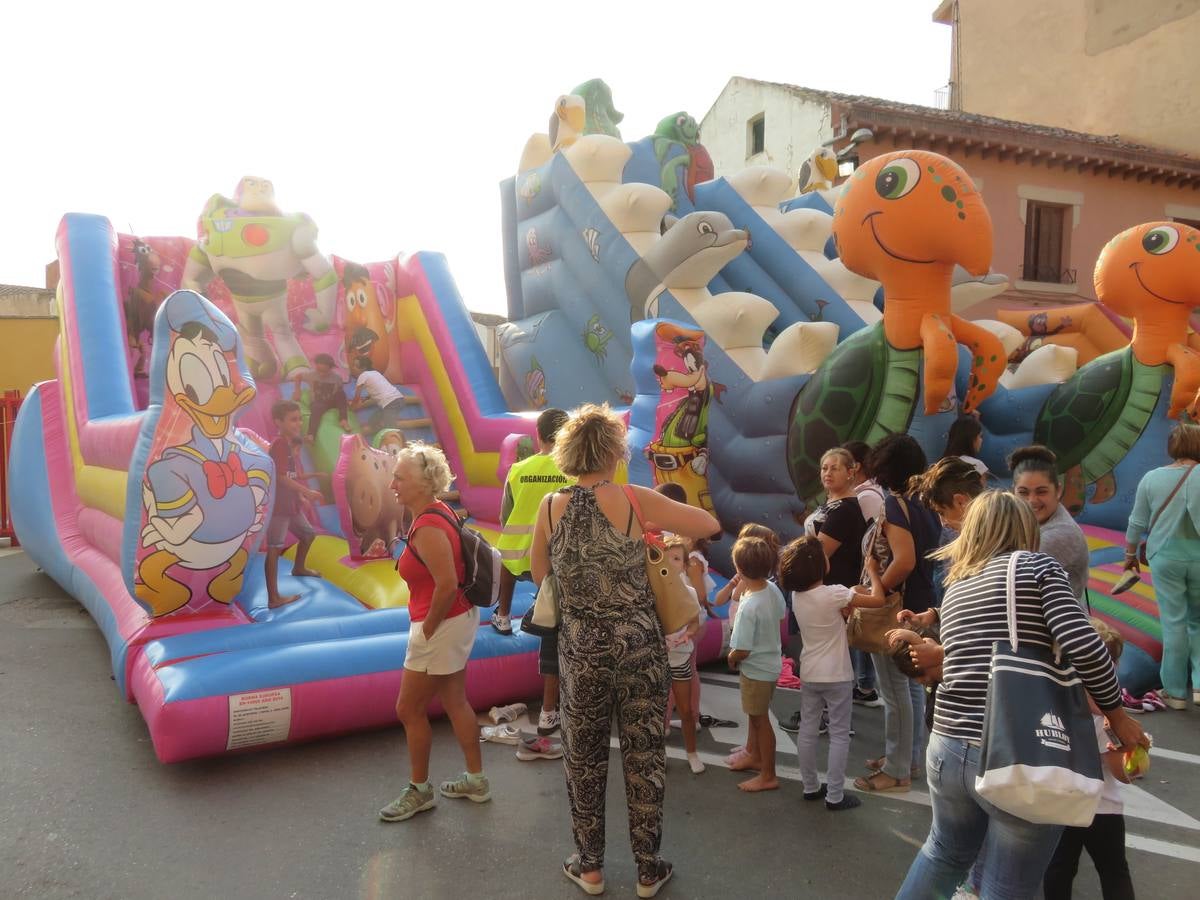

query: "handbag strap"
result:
(1147, 464), (1195, 536)
(1005, 550), (1025, 651)
(543, 495), (555, 574)
(621, 484), (647, 539)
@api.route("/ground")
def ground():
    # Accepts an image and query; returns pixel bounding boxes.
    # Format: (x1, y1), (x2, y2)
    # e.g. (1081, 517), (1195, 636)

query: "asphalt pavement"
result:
(1, 549), (1197, 899)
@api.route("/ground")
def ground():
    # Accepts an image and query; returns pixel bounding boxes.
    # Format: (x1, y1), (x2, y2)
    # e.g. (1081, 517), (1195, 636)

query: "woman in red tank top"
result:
(379, 443), (486, 824)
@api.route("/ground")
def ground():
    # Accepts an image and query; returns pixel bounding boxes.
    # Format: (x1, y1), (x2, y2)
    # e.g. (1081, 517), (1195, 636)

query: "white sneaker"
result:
(479, 724), (521, 745)
(687, 753), (706, 774)
(488, 702), (527, 724)
(537, 708), (561, 735)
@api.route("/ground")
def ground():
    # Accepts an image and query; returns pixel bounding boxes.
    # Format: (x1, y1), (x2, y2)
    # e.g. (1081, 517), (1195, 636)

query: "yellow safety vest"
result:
(496, 453), (574, 574)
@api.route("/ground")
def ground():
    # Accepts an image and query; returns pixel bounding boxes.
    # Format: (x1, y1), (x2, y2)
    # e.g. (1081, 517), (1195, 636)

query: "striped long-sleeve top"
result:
(934, 551), (1121, 745)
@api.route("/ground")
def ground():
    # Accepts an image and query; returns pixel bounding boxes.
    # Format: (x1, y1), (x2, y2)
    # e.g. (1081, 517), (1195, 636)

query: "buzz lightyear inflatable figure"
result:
(182, 176), (336, 380)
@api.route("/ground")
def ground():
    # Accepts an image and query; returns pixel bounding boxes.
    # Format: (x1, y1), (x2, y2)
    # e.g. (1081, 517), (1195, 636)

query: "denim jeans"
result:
(871, 652), (921, 780)
(852, 648), (876, 691)
(895, 732), (1065, 900)
(909, 678), (927, 771)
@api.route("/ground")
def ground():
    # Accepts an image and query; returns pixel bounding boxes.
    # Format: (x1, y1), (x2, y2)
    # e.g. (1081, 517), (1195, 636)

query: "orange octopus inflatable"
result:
(1094, 220), (1200, 418)
(833, 150), (1006, 414)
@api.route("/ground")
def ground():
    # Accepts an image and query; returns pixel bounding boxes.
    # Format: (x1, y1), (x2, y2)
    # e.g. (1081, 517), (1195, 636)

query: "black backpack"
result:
(405, 506), (502, 608)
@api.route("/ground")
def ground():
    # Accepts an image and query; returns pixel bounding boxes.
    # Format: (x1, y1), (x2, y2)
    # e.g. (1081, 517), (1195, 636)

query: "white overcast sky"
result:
(1, 1), (950, 315)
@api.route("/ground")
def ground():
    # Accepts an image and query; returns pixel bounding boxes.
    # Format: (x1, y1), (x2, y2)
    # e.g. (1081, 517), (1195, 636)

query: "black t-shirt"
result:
(883, 493), (942, 613)
(269, 437), (301, 518)
(810, 496), (866, 588)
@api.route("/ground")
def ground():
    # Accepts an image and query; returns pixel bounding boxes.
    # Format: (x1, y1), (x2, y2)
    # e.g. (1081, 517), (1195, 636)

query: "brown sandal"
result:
(854, 771), (911, 793)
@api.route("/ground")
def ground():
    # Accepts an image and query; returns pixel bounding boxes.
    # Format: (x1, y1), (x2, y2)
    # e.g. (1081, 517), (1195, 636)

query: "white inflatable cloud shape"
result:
(565, 136), (826, 381)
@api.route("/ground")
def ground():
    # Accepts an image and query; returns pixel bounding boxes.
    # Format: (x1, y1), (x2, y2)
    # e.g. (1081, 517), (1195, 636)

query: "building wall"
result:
(952, 0), (1200, 154)
(855, 141), (1200, 300)
(700, 78), (834, 183)
(0, 319), (59, 393)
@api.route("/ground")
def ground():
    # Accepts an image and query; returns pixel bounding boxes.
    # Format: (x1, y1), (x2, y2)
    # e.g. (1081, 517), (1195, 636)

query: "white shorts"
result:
(404, 607), (480, 675)
(667, 642), (694, 670)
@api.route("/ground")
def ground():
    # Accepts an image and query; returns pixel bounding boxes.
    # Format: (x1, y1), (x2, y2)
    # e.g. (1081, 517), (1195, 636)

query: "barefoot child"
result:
(663, 536), (706, 774)
(727, 535), (786, 792)
(266, 401), (325, 607)
(716, 523), (782, 768)
(779, 537), (887, 811)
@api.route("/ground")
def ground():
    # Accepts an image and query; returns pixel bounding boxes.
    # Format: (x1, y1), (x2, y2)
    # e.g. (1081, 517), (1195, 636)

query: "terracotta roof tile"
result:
(737, 77), (1199, 168)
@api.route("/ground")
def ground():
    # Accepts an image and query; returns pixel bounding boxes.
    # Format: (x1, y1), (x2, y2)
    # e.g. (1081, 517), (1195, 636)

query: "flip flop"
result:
(563, 855), (604, 896)
(854, 771), (911, 793)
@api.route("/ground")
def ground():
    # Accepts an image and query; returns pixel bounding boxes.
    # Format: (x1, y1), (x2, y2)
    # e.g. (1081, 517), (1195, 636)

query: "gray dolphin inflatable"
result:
(624, 211), (749, 322)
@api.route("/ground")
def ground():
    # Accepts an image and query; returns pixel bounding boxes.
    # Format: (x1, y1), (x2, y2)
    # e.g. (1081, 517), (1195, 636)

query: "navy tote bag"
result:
(975, 552), (1104, 826)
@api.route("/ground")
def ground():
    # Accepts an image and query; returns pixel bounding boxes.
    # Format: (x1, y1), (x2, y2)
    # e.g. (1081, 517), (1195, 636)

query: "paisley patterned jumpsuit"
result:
(549, 484), (670, 880)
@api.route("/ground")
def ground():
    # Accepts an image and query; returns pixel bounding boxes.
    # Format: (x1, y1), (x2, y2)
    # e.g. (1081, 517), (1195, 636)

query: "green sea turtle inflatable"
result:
(1034, 221), (1200, 512)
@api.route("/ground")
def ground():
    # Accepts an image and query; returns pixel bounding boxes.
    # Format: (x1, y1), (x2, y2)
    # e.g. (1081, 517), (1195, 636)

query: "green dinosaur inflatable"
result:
(572, 78), (623, 138)
(652, 112), (713, 210)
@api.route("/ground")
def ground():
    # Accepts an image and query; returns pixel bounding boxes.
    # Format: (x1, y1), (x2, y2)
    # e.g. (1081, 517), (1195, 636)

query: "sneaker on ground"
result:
(538, 708), (561, 735)
(853, 687), (883, 708)
(379, 783), (436, 822)
(479, 724), (522, 744)
(439, 772), (491, 803)
(490, 613), (513, 635)
(826, 794), (862, 812)
(780, 711), (802, 734)
(1141, 690), (1166, 712)
(516, 736), (564, 760)
(1120, 689), (1146, 714)
(488, 702), (527, 724)
(1160, 692), (1188, 711)
(803, 784), (828, 801)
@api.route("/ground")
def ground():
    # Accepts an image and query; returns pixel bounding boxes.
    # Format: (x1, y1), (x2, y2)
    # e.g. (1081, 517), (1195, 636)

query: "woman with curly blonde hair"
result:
(530, 404), (718, 897)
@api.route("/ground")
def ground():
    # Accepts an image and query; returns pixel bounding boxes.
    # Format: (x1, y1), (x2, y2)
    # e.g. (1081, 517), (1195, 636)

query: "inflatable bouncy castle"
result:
(10, 193), (554, 762)
(11, 82), (1196, 761)
(495, 87), (1199, 698)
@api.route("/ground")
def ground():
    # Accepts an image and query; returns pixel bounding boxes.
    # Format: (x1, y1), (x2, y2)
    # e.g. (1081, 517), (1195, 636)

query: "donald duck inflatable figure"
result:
(128, 290), (273, 617)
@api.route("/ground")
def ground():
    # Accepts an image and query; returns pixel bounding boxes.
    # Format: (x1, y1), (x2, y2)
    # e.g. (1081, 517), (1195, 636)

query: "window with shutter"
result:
(1023, 201), (1068, 283)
